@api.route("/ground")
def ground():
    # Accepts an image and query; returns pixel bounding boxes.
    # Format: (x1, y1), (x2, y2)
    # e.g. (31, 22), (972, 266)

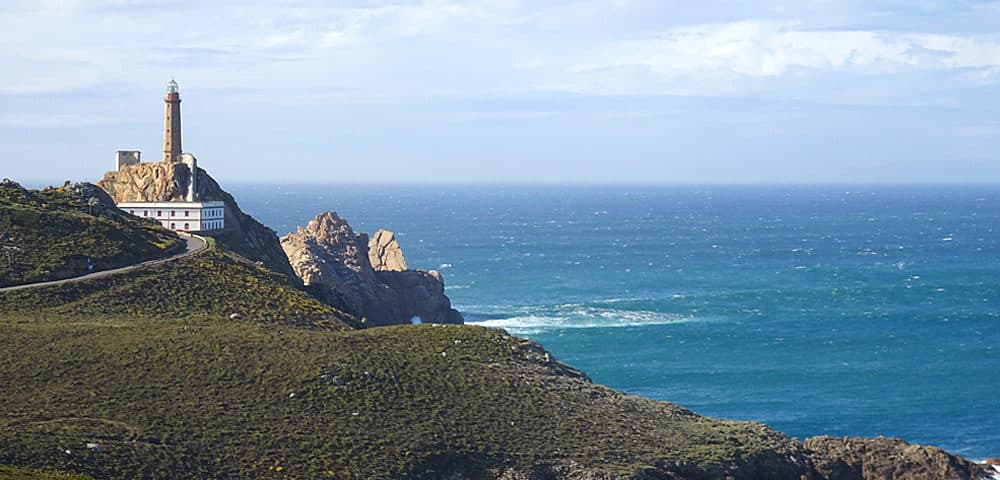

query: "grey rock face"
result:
(281, 211), (463, 327)
(369, 229), (408, 272)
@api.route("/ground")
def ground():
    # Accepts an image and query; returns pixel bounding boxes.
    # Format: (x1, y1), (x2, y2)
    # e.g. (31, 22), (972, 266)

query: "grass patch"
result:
(0, 318), (807, 479)
(0, 249), (356, 330)
(0, 465), (93, 480)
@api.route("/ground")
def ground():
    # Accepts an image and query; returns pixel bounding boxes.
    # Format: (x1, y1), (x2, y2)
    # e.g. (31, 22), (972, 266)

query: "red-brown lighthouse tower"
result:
(163, 78), (182, 163)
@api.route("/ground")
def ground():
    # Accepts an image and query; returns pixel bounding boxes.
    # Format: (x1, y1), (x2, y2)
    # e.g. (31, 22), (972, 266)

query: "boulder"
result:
(68, 182), (120, 217)
(369, 229), (408, 271)
(281, 211), (463, 327)
(804, 435), (989, 480)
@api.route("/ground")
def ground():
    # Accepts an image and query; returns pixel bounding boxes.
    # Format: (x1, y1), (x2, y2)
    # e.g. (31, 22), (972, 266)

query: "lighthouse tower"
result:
(163, 78), (182, 163)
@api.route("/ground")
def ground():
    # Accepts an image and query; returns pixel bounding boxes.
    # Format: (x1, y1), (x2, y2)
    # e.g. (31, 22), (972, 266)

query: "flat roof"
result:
(117, 201), (225, 208)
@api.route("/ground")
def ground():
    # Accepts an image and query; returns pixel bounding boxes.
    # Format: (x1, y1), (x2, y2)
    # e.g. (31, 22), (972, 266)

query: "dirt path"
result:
(0, 234), (207, 293)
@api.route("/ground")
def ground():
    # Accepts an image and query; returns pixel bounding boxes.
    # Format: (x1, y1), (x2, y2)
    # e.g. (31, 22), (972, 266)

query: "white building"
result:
(118, 201), (226, 232)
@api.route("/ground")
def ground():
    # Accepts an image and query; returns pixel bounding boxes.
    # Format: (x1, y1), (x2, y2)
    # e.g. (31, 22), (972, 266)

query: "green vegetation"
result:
(0, 182), (181, 287)
(0, 178), (810, 479)
(0, 318), (805, 479)
(0, 249), (357, 330)
(0, 466), (93, 480)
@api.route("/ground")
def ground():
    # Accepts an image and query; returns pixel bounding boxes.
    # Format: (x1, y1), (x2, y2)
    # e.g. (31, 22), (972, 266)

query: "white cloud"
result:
(264, 30), (305, 48)
(577, 21), (1000, 80)
(320, 30), (361, 48)
(2, 2), (999, 103)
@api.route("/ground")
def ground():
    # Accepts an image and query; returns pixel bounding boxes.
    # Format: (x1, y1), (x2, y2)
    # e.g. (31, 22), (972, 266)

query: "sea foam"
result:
(469, 304), (690, 334)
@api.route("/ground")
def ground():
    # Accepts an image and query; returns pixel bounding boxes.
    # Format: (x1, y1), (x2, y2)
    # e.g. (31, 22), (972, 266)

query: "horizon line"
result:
(14, 178), (1000, 189)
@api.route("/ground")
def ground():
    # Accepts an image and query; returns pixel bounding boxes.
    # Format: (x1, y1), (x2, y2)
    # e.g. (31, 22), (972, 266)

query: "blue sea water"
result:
(229, 184), (1000, 459)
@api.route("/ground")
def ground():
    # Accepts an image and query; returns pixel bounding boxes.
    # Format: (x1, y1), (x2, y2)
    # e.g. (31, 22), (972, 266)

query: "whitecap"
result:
(468, 306), (692, 334)
(438, 263), (453, 269)
(592, 297), (657, 304)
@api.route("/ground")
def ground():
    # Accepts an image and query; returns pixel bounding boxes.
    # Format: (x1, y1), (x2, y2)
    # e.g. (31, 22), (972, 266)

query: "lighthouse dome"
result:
(166, 78), (179, 93)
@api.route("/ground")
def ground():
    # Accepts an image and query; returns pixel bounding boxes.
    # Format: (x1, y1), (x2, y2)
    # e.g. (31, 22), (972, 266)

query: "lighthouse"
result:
(163, 78), (182, 163)
(110, 79), (226, 233)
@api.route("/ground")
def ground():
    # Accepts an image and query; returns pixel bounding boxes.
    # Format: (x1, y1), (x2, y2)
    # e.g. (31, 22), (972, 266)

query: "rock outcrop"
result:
(281, 211), (463, 326)
(98, 162), (192, 203)
(0, 178), (38, 204)
(98, 163), (299, 284)
(804, 436), (989, 480)
(369, 229), (408, 271)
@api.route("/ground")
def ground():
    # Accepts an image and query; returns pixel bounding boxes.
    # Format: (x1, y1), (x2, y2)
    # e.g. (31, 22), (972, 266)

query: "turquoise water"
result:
(230, 184), (999, 458)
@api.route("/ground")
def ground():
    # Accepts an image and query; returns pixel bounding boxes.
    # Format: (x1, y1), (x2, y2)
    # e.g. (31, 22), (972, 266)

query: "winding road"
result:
(0, 234), (207, 293)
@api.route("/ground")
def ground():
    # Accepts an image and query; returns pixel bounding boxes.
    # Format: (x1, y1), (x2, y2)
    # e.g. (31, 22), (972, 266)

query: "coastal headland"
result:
(0, 170), (994, 480)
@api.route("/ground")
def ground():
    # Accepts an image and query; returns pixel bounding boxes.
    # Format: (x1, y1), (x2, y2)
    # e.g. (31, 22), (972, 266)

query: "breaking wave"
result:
(467, 304), (691, 335)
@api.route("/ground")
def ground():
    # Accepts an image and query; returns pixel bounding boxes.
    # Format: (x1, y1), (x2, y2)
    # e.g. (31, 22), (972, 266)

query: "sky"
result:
(2, 0), (999, 184)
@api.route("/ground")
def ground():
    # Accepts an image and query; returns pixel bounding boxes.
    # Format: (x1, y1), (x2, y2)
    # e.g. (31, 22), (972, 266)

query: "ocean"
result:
(229, 184), (1000, 459)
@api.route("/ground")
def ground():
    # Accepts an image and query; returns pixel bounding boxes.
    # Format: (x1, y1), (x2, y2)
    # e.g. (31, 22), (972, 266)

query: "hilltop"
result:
(98, 162), (300, 283)
(0, 180), (181, 288)
(0, 246), (356, 330)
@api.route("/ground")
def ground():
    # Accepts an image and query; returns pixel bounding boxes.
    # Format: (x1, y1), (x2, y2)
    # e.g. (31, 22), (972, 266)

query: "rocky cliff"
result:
(97, 163), (299, 284)
(281, 211), (464, 326)
(804, 436), (989, 480)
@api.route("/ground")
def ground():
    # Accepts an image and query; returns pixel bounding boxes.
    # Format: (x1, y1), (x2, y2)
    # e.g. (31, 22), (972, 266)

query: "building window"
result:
(185, 211), (189, 217)
(184, 223), (189, 230)
(170, 222), (175, 229)
(143, 210), (148, 217)
(171, 211), (175, 217)
(157, 210), (162, 217)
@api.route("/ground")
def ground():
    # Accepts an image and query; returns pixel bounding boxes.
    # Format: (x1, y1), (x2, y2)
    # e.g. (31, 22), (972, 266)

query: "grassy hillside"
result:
(0, 318), (811, 479)
(0, 466), (93, 480)
(0, 181), (181, 287)
(0, 248), (357, 330)
(0, 178), (812, 479)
